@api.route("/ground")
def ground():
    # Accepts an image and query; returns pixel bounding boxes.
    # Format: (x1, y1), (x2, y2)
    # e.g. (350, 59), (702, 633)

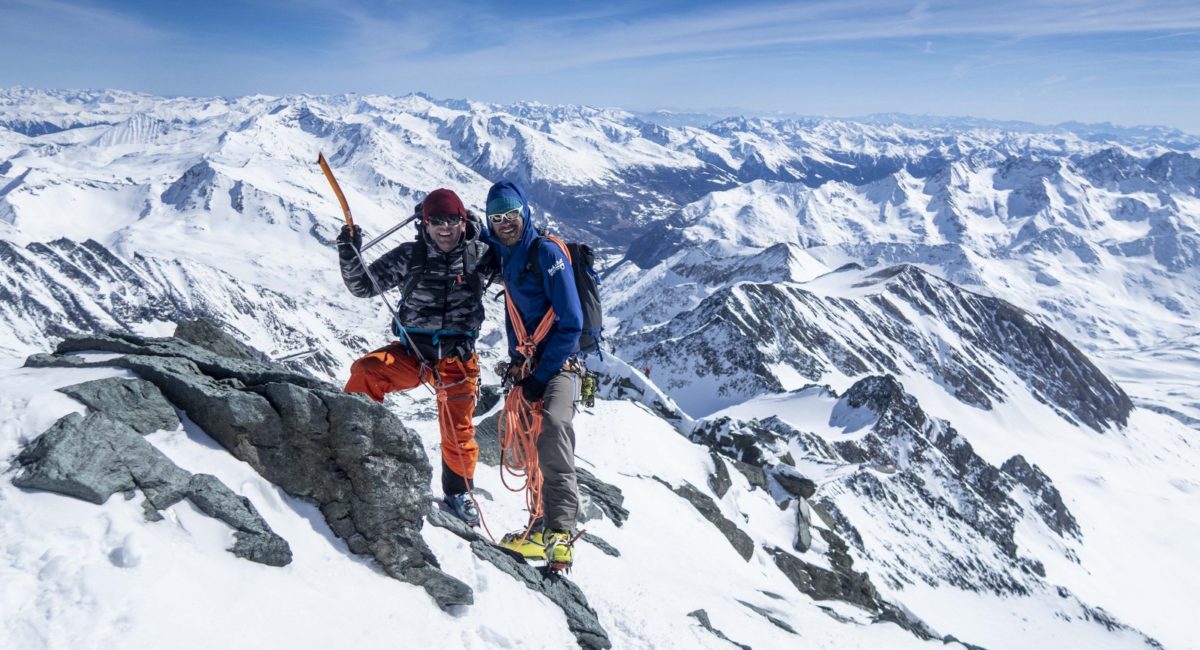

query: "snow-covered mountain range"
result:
(2, 87), (1198, 649)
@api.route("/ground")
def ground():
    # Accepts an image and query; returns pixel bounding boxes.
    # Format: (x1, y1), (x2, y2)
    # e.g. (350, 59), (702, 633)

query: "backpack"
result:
(525, 232), (604, 356)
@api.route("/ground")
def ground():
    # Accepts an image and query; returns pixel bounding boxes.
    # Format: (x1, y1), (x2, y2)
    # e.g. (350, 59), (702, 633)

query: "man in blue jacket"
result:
(482, 180), (584, 569)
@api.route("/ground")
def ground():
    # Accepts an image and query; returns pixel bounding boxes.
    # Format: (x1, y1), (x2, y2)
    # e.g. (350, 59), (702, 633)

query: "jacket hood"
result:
(481, 180), (536, 253)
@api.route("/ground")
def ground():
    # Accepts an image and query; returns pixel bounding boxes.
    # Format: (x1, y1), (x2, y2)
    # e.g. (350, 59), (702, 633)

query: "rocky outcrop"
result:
(707, 451), (732, 498)
(12, 411), (291, 566)
(769, 531), (937, 640)
(687, 610), (751, 650)
(683, 373), (1145, 643)
(828, 375), (1067, 592)
(1001, 455), (1080, 538)
(737, 599), (798, 635)
(21, 326), (470, 609)
(56, 377), (180, 435)
(656, 477), (753, 561)
(577, 467), (629, 527)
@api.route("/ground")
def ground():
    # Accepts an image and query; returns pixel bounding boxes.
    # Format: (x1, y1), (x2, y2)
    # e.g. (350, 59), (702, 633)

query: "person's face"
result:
(425, 214), (466, 252)
(488, 209), (524, 246)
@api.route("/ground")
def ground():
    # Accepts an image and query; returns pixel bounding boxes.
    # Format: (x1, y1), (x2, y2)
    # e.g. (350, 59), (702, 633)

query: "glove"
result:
(336, 224), (363, 257)
(516, 375), (547, 402)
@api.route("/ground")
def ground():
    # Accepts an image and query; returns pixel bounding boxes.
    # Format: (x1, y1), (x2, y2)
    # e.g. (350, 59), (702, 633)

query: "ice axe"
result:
(317, 152), (353, 229)
(317, 151), (418, 252)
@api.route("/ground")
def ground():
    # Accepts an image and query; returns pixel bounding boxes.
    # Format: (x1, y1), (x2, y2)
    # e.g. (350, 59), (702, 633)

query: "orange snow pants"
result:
(343, 343), (479, 493)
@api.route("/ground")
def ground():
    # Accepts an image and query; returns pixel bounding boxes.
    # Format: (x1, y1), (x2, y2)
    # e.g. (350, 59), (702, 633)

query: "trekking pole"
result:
(362, 214), (418, 252)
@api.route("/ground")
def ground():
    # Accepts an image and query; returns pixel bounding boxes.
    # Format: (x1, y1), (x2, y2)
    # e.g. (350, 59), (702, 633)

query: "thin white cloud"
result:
(0, 0), (170, 47)
(319, 0), (1200, 78)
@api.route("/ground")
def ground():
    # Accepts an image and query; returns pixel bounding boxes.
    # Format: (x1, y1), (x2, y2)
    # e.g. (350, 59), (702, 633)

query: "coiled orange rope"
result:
(497, 266), (561, 543)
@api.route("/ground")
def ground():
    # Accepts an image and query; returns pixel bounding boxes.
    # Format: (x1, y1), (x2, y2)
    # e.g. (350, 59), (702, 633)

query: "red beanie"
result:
(422, 188), (466, 222)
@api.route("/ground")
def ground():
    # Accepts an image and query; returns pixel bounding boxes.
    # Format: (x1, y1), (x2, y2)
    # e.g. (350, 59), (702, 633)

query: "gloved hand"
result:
(336, 224), (363, 257)
(516, 375), (547, 402)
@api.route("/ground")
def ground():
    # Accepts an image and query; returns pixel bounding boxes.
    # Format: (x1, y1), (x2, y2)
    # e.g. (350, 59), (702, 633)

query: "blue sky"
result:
(2, 0), (1199, 132)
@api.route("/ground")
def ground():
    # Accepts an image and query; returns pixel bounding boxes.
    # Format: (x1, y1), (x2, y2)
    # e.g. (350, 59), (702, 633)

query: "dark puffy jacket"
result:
(340, 218), (497, 359)
(479, 181), (582, 384)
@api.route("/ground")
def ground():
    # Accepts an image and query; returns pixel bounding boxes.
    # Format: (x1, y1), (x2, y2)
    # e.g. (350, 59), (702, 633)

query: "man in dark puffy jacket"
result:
(337, 188), (493, 526)
(481, 180), (584, 568)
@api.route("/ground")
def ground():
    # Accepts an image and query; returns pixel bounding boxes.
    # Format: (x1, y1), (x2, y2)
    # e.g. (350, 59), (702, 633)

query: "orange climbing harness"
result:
(498, 237), (571, 544)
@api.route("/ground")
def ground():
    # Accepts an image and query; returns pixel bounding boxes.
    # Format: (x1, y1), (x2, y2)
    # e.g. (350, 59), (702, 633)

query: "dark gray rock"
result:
(476, 384), (503, 416)
(661, 479), (754, 561)
(174, 319), (267, 362)
(474, 411), (501, 466)
(794, 498), (813, 553)
(54, 333), (326, 393)
(769, 540), (883, 613)
(687, 609), (751, 650)
(11, 411), (291, 567)
(581, 533), (620, 558)
(13, 411), (189, 504)
(24, 352), (93, 369)
(426, 508), (612, 649)
(185, 474), (292, 566)
(941, 635), (989, 650)
(577, 468), (628, 527)
(707, 451), (732, 498)
(770, 531), (937, 640)
(732, 461), (768, 492)
(30, 328), (466, 609)
(736, 599), (798, 635)
(57, 377), (180, 435)
(690, 416), (791, 468)
(772, 466), (817, 500)
(1001, 455), (1081, 538)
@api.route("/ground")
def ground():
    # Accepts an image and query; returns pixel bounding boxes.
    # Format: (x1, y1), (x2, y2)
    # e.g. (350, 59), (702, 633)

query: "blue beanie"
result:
(486, 194), (523, 216)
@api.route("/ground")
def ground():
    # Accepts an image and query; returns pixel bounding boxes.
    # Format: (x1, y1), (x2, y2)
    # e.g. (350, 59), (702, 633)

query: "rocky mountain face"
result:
(687, 375), (1157, 647)
(616, 261), (1131, 427)
(0, 236), (367, 373)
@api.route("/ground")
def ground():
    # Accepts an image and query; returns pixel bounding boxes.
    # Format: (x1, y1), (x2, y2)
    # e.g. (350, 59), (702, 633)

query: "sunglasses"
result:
(487, 209), (521, 224)
(426, 214), (463, 226)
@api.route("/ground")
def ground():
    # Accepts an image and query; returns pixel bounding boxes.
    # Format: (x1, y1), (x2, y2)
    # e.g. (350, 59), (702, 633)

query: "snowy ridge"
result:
(0, 237), (369, 375)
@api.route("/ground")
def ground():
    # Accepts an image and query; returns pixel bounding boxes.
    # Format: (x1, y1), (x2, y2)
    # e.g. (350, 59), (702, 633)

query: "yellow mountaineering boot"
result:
(499, 530), (547, 560)
(543, 530), (574, 571)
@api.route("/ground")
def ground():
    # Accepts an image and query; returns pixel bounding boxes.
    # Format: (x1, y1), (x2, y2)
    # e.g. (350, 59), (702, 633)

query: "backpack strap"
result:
(523, 234), (572, 279)
(463, 241), (484, 298)
(398, 236), (429, 307)
(505, 235), (571, 362)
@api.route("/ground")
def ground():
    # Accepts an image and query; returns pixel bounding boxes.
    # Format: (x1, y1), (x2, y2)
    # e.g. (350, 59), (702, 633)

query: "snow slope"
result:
(2, 356), (945, 650)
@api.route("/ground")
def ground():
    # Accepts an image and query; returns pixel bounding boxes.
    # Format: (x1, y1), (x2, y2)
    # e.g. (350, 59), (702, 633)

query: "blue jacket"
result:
(481, 181), (582, 384)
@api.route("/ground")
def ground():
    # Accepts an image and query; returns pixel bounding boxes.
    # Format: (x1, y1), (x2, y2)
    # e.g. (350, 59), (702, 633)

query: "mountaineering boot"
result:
(543, 529), (574, 571)
(499, 530), (547, 560)
(443, 493), (480, 526)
